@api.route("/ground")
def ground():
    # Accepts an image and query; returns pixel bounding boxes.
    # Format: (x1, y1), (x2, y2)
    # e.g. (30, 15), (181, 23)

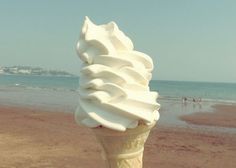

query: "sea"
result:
(0, 74), (236, 132)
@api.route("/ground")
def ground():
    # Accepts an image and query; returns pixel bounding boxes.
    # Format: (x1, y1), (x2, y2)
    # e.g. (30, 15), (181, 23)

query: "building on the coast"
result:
(18, 69), (31, 74)
(0, 67), (4, 74)
(9, 67), (18, 74)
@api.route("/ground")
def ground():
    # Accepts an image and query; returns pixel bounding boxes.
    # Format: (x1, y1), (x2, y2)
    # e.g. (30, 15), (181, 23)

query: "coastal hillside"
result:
(0, 66), (75, 77)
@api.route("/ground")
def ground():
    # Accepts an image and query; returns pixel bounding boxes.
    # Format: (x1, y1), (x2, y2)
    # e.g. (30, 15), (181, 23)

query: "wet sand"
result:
(180, 104), (236, 128)
(1, 105), (236, 168)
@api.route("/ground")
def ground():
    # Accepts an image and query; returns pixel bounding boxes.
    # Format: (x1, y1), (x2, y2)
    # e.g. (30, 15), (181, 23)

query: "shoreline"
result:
(180, 104), (236, 128)
(1, 105), (236, 168)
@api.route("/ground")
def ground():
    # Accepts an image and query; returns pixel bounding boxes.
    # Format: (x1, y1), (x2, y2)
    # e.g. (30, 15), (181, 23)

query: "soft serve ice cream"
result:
(75, 17), (160, 131)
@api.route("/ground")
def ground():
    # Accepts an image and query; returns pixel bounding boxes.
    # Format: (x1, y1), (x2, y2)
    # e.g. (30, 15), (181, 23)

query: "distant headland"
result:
(0, 66), (76, 77)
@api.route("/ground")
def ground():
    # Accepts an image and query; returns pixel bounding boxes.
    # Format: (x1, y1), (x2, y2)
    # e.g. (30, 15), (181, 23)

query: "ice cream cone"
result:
(93, 122), (156, 168)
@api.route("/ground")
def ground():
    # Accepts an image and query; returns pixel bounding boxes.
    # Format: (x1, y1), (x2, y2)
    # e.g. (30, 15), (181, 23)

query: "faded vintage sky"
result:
(0, 0), (236, 83)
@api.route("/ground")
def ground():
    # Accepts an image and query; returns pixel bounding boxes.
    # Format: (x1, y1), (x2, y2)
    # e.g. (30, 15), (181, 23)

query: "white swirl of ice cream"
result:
(75, 16), (160, 131)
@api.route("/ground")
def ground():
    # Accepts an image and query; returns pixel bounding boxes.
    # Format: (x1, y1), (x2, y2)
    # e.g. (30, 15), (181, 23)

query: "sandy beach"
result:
(180, 104), (236, 128)
(0, 105), (236, 168)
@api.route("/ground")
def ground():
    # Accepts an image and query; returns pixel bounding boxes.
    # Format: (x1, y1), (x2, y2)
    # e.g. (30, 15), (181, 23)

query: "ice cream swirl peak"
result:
(75, 16), (160, 131)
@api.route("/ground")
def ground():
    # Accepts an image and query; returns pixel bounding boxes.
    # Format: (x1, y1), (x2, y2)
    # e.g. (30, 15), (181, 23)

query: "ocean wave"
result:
(159, 95), (236, 104)
(201, 98), (236, 104)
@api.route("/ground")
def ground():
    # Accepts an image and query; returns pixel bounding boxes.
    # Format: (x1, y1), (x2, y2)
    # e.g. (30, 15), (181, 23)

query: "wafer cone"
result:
(93, 122), (156, 168)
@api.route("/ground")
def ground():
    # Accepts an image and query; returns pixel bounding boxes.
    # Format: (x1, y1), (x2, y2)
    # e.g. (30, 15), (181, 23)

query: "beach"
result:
(180, 104), (236, 128)
(1, 77), (236, 167)
(1, 104), (236, 168)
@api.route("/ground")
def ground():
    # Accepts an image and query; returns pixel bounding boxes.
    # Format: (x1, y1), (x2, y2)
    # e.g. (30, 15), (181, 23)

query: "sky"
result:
(0, 0), (236, 83)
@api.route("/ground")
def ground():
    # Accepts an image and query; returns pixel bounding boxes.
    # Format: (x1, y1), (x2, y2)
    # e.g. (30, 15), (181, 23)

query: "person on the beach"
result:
(182, 97), (187, 103)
